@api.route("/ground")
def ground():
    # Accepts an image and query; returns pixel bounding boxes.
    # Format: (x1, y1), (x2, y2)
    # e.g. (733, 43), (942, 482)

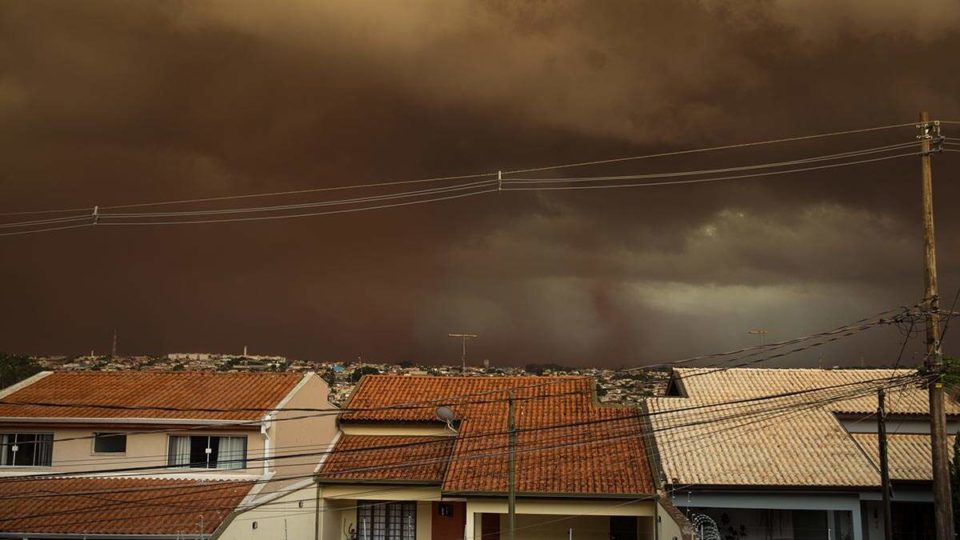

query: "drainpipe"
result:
(315, 481), (322, 540)
(261, 414), (273, 477)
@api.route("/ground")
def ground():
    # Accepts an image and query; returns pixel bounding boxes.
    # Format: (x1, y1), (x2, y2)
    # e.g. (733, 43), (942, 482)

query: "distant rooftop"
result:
(0, 370), (306, 422)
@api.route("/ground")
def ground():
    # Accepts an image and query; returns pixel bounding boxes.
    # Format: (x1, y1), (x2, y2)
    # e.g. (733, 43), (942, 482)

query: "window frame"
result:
(92, 432), (127, 455)
(0, 432), (54, 467)
(166, 434), (248, 470)
(356, 501), (417, 540)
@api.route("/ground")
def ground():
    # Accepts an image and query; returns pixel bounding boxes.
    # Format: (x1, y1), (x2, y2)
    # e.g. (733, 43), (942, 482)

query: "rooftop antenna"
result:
(448, 333), (478, 373)
(243, 345), (248, 357)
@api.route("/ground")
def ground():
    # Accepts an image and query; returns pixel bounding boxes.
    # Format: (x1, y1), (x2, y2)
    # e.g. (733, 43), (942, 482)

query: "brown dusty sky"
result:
(2, 0), (960, 367)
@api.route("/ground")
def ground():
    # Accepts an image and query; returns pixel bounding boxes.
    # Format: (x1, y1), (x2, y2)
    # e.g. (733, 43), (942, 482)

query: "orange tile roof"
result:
(340, 376), (655, 496)
(319, 435), (456, 482)
(0, 371), (305, 422)
(0, 476), (251, 535)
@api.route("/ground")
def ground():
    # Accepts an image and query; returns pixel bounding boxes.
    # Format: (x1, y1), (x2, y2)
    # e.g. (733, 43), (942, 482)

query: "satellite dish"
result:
(436, 406), (456, 422)
(436, 406), (457, 432)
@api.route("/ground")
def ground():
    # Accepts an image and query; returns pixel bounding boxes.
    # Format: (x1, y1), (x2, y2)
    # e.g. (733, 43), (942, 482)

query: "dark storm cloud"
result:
(1, 0), (960, 366)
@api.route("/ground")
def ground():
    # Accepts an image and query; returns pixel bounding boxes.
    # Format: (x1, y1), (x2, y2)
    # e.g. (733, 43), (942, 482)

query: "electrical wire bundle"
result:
(2, 120), (950, 237)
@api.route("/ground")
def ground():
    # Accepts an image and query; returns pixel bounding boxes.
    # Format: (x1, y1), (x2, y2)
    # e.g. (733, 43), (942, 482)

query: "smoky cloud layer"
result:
(1, 0), (960, 367)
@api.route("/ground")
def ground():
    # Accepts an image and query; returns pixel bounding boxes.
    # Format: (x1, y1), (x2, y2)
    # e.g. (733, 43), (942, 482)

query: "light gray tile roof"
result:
(851, 433), (956, 481)
(649, 368), (954, 488)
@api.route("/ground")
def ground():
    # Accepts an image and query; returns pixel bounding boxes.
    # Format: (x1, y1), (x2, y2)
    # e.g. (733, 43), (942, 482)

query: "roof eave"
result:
(0, 533), (185, 539)
(317, 478), (442, 486)
(0, 416), (261, 426)
(443, 490), (657, 500)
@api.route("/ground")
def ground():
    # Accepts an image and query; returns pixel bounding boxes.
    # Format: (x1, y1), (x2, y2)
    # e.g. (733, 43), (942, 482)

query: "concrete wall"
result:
(219, 483), (318, 540)
(656, 499), (689, 540)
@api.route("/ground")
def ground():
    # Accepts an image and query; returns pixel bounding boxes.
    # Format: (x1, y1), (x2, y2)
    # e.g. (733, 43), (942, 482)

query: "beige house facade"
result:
(0, 370), (338, 539)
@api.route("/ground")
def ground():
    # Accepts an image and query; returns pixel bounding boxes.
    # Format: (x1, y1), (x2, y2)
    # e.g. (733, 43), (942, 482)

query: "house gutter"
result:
(0, 534), (183, 539)
(446, 490), (657, 500)
(0, 417), (258, 426)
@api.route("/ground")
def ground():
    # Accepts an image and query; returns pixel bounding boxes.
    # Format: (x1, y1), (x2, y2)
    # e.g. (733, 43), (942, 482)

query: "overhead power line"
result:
(0, 141), (926, 236)
(0, 120), (919, 219)
(503, 151), (917, 192)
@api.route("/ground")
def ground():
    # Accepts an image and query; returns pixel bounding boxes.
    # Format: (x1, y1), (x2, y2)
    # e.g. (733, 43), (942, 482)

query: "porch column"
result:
(464, 505), (477, 540)
(851, 504), (863, 540)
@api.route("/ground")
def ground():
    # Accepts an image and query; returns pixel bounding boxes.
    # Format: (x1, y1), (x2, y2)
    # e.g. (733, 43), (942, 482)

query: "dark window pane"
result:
(94, 433), (126, 453)
(0, 433), (52, 467)
(189, 436), (209, 468)
(207, 436), (220, 468)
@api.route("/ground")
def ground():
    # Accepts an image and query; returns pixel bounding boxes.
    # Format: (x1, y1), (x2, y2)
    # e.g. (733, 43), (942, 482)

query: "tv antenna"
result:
(447, 333), (478, 373)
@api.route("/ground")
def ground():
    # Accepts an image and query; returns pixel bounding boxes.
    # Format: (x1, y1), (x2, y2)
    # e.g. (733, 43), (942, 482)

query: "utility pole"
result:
(878, 389), (893, 540)
(507, 391), (516, 540)
(448, 333), (478, 373)
(918, 111), (953, 540)
(748, 329), (769, 366)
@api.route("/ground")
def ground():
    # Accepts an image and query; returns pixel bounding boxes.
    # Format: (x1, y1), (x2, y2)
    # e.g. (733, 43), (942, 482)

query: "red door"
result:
(431, 502), (466, 540)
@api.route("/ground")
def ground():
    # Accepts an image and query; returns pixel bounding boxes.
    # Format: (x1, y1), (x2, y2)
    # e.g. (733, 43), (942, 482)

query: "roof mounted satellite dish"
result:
(436, 406), (457, 432)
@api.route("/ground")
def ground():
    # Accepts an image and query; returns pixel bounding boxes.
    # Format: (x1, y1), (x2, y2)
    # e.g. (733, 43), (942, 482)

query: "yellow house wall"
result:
(217, 484), (318, 540)
(505, 514), (610, 540)
(268, 374), (338, 493)
(656, 500), (688, 540)
(320, 484), (440, 540)
(0, 427), (262, 476)
(465, 499), (656, 540)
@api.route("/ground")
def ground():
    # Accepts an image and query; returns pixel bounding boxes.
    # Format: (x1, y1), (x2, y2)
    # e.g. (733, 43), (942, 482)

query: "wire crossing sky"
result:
(2, 0), (960, 366)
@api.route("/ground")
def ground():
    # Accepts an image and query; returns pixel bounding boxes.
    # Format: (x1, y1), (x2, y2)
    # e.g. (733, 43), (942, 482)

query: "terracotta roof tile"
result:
(0, 371), (305, 422)
(0, 476), (251, 535)
(340, 376), (655, 496)
(319, 435), (455, 482)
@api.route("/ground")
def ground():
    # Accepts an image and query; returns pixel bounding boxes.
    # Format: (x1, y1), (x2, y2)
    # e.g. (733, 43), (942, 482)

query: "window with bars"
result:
(0, 433), (53, 467)
(356, 501), (417, 540)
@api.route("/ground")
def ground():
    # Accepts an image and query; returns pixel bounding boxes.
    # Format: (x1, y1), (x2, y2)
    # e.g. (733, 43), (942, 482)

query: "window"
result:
(357, 501), (416, 540)
(0, 433), (53, 467)
(93, 433), (127, 453)
(167, 435), (246, 469)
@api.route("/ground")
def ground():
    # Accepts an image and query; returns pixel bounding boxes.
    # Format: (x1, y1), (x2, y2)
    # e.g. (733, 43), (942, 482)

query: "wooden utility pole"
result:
(918, 111), (953, 540)
(507, 392), (517, 540)
(878, 389), (893, 540)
